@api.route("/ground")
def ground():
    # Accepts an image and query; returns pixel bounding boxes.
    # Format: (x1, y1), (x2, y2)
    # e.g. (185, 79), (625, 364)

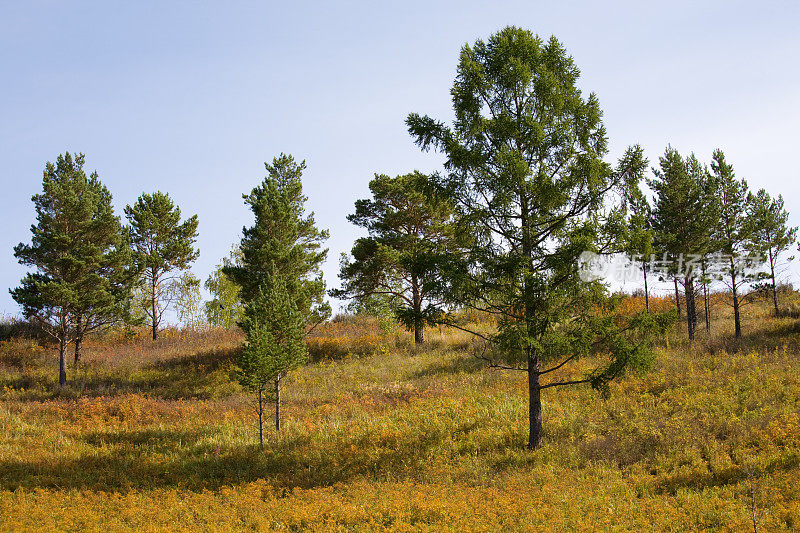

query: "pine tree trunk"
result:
(258, 388), (264, 449)
(769, 247), (779, 316)
(412, 276), (423, 345)
(730, 258), (742, 338)
(74, 315), (83, 366)
(685, 276), (696, 341)
(702, 260), (710, 332)
(275, 375), (282, 433)
(642, 261), (650, 313)
(527, 355), (543, 449)
(151, 270), (158, 340)
(59, 335), (67, 387)
(674, 277), (682, 318)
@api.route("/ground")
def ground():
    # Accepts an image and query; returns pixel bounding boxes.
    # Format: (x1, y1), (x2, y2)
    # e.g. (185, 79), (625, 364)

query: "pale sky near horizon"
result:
(2, 1), (799, 319)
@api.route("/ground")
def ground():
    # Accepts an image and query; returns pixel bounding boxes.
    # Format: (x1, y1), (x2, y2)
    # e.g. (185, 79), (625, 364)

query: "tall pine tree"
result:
(407, 27), (669, 449)
(226, 154), (330, 438)
(125, 192), (199, 340)
(12, 153), (135, 385)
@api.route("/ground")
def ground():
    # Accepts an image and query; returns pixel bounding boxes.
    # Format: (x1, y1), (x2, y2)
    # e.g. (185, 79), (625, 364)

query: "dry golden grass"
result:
(0, 299), (799, 531)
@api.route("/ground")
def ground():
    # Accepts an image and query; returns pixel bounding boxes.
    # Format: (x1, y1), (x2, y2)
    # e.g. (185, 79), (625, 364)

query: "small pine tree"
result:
(619, 146), (654, 312)
(125, 192), (199, 340)
(236, 273), (307, 446)
(746, 189), (797, 316)
(710, 149), (754, 338)
(333, 171), (457, 344)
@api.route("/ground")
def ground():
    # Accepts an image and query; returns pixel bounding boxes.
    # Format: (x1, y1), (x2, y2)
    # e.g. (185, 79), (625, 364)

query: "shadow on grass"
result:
(411, 354), (484, 379)
(656, 451), (800, 495)
(702, 318), (800, 355)
(0, 347), (241, 402)
(0, 424), (448, 492)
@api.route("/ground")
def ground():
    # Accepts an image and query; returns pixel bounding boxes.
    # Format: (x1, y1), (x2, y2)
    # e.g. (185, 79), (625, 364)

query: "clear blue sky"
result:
(2, 0), (799, 318)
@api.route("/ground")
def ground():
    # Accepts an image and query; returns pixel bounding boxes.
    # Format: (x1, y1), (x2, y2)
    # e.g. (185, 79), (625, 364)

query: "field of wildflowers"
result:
(0, 295), (799, 531)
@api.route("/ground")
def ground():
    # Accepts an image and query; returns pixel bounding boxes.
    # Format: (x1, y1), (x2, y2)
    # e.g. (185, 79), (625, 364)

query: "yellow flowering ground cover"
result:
(1, 296), (799, 531)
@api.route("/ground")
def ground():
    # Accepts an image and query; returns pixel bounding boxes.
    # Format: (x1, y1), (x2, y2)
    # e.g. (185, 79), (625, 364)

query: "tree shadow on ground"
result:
(0, 424), (449, 493)
(701, 318), (800, 355)
(0, 347), (241, 402)
(411, 354), (484, 379)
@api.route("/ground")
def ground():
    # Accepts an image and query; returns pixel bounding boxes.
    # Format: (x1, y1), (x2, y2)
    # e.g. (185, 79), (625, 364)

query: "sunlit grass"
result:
(0, 297), (798, 530)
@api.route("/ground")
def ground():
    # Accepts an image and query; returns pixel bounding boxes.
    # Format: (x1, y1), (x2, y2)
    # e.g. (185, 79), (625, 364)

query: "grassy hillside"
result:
(1, 295), (799, 531)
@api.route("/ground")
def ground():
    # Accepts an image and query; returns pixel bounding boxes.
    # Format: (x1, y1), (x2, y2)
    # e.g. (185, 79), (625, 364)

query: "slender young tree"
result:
(407, 27), (669, 449)
(710, 149), (754, 338)
(205, 247), (244, 329)
(746, 189), (797, 316)
(236, 273), (307, 445)
(227, 154), (329, 442)
(224, 154), (330, 327)
(620, 147), (654, 312)
(333, 171), (456, 344)
(12, 153), (135, 385)
(125, 192), (199, 340)
(172, 271), (203, 329)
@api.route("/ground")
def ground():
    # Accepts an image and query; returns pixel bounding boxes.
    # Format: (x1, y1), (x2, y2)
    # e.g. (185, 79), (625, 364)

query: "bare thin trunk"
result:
(275, 375), (282, 433)
(59, 335), (67, 387)
(701, 260), (710, 332)
(730, 257), (742, 338)
(412, 275), (423, 345)
(769, 247), (778, 316)
(258, 388), (264, 449)
(674, 277), (682, 318)
(642, 261), (650, 313)
(685, 276), (696, 340)
(151, 270), (158, 340)
(74, 314), (83, 365)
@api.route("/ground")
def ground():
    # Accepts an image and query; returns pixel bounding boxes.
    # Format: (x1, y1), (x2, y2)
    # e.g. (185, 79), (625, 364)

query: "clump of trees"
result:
(8, 26), (798, 453)
(640, 146), (796, 339)
(11, 153), (202, 386)
(12, 153), (137, 385)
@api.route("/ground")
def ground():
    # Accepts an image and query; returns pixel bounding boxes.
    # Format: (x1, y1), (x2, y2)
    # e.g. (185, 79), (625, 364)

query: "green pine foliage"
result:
(407, 27), (672, 449)
(11, 152), (135, 385)
(125, 192), (199, 340)
(334, 171), (457, 345)
(224, 153), (330, 326)
(746, 188), (798, 315)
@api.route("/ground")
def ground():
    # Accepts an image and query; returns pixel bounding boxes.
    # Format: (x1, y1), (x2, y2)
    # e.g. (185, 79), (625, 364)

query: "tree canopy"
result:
(334, 171), (456, 344)
(12, 152), (135, 384)
(407, 26), (668, 449)
(125, 191), (199, 340)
